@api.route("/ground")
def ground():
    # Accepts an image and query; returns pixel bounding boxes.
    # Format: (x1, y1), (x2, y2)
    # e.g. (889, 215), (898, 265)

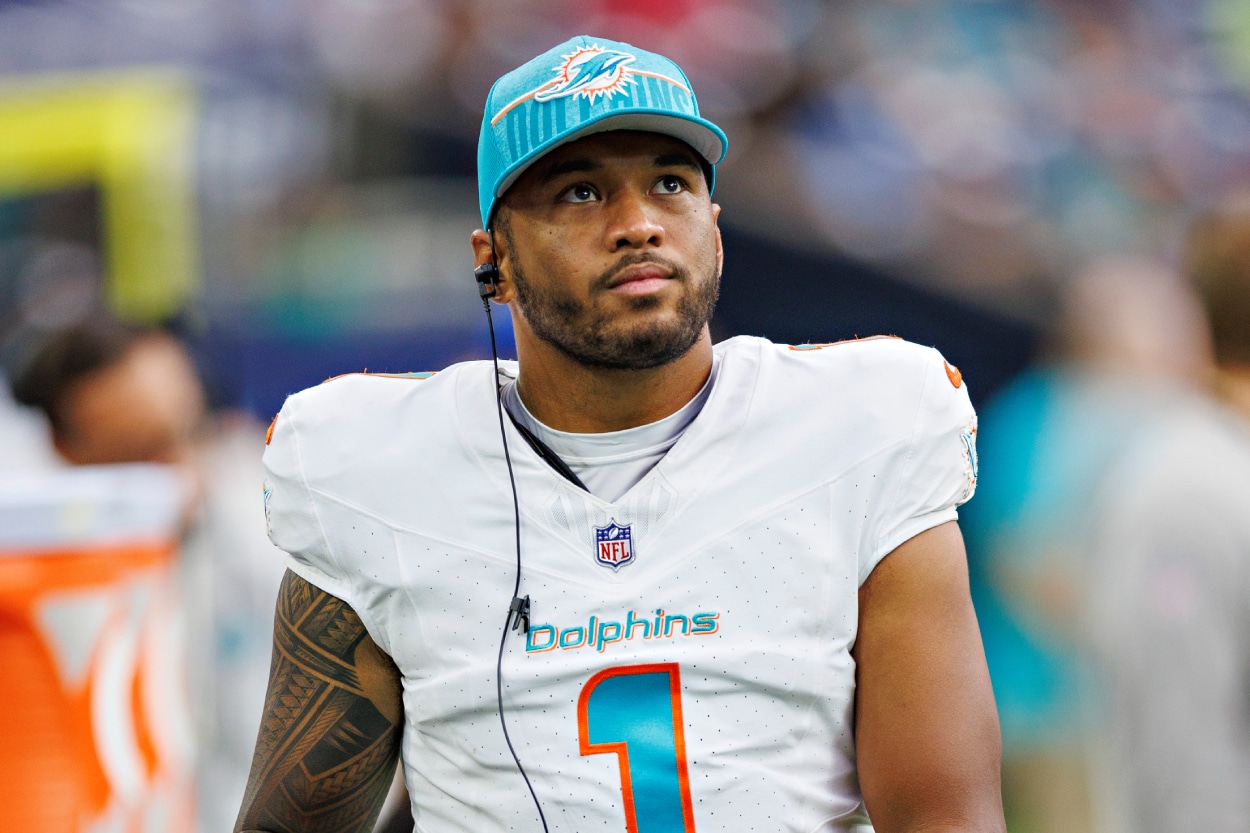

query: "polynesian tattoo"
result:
(236, 570), (404, 833)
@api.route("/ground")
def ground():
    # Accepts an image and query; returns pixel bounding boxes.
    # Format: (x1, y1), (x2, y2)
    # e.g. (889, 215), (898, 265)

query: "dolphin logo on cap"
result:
(535, 46), (636, 104)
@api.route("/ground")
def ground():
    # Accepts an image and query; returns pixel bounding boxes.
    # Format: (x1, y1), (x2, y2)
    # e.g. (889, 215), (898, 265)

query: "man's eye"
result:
(561, 184), (598, 203)
(653, 176), (686, 195)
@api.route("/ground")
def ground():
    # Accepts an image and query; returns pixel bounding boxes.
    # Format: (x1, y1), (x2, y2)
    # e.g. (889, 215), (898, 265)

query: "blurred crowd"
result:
(3, 0), (1250, 326)
(1, 1), (1250, 832)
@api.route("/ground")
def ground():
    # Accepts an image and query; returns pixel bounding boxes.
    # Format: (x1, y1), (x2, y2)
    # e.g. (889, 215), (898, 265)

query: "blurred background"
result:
(2, 1), (1249, 832)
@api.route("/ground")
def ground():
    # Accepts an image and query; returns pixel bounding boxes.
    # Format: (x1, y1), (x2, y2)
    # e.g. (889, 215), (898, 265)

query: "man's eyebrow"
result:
(654, 153), (702, 171)
(540, 157), (601, 183)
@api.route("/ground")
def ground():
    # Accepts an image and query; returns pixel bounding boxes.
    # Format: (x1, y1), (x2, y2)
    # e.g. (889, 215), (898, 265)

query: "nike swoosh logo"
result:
(945, 361), (963, 389)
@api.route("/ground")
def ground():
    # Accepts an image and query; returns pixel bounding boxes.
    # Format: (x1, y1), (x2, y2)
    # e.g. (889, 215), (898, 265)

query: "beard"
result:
(507, 248), (720, 371)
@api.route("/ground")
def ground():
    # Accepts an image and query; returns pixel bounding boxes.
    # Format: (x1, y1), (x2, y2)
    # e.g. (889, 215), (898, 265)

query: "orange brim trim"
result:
(490, 79), (561, 127)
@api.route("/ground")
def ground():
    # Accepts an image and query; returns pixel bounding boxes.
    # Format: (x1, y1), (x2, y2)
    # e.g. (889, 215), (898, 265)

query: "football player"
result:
(237, 36), (1004, 833)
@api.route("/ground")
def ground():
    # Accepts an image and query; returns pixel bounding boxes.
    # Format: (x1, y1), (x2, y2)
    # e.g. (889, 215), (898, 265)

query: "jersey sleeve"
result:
(862, 348), (978, 584)
(261, 394), (354, 604)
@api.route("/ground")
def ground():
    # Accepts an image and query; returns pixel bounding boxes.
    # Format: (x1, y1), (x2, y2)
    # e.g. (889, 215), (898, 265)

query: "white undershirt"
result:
(502, 357), (719, 503)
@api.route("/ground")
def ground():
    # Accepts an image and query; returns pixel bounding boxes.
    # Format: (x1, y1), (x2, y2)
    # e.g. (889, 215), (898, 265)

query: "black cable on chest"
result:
(506, 410), (589, 492)
(483, 291), (550, 833)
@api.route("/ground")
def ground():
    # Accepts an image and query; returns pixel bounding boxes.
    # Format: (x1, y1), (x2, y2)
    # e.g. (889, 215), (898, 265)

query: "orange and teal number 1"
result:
(578, 663), (697, 833)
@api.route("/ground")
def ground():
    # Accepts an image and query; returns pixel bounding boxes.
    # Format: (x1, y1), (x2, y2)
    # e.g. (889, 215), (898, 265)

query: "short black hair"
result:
(12, 317), (144, 434)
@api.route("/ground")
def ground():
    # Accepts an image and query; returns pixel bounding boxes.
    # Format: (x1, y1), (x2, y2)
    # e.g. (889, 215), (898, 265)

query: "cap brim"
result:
(493, 110), (728, 201)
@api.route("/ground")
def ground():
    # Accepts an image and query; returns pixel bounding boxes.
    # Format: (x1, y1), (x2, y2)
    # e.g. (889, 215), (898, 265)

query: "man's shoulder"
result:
(721, 334), (950, 402)
(265, 360), (494, 483)
(723, 333), (939, 367)
(262, 359), (497, 522)
(278, 360), (487, 431)
(711, 335), (970, 468)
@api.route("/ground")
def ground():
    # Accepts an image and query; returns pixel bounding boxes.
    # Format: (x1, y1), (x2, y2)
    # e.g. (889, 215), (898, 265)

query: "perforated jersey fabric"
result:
(262, 335), (977, 832)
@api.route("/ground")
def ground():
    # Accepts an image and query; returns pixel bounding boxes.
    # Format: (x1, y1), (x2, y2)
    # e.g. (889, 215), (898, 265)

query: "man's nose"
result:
(605, 188), (664, 251)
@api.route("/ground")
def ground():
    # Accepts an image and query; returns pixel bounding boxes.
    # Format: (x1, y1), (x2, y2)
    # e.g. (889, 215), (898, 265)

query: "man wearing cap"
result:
(237, 37), (1004, 833)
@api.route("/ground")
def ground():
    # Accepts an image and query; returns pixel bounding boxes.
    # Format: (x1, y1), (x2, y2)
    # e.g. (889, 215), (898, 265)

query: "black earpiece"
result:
(475, 262), (500, 298)
(476, 228), (501, 300)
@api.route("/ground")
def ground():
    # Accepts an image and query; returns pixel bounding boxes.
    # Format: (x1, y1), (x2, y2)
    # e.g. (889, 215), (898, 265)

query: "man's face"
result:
(55, 335), (206, 466)
(495, 131), (722, 370)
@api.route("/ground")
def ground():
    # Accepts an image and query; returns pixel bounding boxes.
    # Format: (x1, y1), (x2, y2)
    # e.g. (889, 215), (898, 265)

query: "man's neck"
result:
(513, 331), (715, 433)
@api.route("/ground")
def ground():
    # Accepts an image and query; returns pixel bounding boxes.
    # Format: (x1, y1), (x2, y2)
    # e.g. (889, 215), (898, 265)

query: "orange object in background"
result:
(0, 465), (194, 833)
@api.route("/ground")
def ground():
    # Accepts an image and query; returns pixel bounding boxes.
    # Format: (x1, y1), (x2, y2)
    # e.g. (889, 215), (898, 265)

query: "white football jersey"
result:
(263, 335), (977, 833)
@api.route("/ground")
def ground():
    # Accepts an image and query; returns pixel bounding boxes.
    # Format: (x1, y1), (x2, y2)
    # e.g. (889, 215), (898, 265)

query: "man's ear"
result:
(469, 228), (514, 303)
(712, 203), (724, 277)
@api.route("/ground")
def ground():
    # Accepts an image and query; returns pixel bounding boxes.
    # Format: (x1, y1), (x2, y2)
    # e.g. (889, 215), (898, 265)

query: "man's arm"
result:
(235, 569), (404, 833)
(853, 521), (1005, 833)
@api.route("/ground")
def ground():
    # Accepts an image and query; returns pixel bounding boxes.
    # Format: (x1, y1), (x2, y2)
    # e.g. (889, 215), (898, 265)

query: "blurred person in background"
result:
(959, 256), (1212, 833)
(12, 317), (206, 469)
(1082, 196), (1250, 833)
(10, 315), (290, 833)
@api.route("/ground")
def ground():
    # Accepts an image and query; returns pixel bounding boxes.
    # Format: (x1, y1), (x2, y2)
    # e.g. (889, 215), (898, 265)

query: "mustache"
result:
(590, 253), (685, 292)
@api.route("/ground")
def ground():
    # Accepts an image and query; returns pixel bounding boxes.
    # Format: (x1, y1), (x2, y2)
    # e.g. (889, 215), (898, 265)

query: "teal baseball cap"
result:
(477, 35), (728, 228)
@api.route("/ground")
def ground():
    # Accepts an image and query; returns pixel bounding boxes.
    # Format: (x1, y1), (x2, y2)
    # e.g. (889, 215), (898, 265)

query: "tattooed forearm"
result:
(235, 570), (404, 833)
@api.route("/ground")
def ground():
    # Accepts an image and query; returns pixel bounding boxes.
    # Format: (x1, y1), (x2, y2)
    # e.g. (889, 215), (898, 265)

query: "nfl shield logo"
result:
(594, 521), (634, 571)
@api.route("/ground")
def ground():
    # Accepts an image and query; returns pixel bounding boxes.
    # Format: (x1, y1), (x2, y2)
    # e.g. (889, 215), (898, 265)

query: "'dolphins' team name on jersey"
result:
(526, 608), (721, 654)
